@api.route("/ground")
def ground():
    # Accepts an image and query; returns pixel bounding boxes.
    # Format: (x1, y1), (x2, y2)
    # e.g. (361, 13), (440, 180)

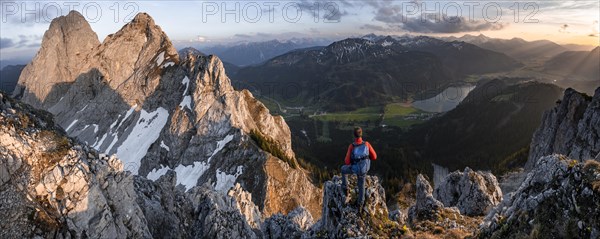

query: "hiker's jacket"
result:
(344, 137), (377, 165)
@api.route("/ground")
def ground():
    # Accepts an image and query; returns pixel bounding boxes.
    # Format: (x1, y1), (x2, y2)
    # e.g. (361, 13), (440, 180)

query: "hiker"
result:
(341, 127), (377, 207)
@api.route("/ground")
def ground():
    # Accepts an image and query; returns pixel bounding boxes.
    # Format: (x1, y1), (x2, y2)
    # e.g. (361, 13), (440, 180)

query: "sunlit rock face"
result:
(7, 10), (322, 237)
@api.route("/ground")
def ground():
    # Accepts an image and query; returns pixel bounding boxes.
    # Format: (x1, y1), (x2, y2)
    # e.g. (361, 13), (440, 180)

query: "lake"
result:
(413, 85), (476, 113)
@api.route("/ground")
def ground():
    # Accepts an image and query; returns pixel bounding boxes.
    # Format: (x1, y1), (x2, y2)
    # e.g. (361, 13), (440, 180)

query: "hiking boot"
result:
(341, 187), (349, 204)
(357, 205), (366, 217)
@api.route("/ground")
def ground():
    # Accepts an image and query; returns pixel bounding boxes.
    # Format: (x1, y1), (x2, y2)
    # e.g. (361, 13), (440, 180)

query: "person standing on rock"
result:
(341, 127), (377, 208)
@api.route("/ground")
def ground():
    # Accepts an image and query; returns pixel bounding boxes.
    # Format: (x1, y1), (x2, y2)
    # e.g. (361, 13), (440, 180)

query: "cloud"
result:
(400, 14), (507, 33)
(360, 24), (389, 31)
(559, 24), (570, 33)
(323, 7), (349, 21)
(0, 35), (42, 50)
(0, 38), (15, 49)
(368, 1), (506, 33)
(309, 28), (321, 34)
(288, 0), (350, 21)
(372, 4), (403, 23)
(590, 20), (599, 37)
(234, 34), (252, 38)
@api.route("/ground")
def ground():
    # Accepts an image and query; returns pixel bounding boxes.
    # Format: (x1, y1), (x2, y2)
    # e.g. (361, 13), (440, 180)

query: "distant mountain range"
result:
(196, 38), (332, 66)
(444, 34), (596, 61)
(234, 35), (521, 111)
(544, 46), (600, 81)
(0, 65), (25, 93)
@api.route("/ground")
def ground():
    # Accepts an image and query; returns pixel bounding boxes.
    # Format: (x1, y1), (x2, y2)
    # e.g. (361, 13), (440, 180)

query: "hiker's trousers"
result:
(341, 159), (371, 205)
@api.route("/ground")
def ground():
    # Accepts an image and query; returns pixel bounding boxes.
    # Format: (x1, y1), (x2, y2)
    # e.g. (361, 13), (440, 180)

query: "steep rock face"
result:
(306, 175), (401, 238)
(0, 93), (151, 238)
(480, 155), (600, 238)
(434, 167), (502, 216)
(407, 174), (483, 237)
(262, 206), (313, 239)
(408, 174), (445, 223)
(134, 171), (196, 238)
(13, 11), (100, 108)
(0, 92), (314, 238)
(13, 11), (321, 220)
(189, 185), (260, 239)
(527, 87), (600, 169)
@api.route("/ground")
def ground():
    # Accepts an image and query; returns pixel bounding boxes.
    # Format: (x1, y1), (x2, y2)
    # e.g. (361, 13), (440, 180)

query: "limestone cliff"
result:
(12, 11), (320, 221)
(527, 87), (600, 169)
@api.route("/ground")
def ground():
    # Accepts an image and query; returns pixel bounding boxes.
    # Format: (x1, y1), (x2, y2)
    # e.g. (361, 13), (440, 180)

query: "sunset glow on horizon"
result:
(1, 0), (598, 63)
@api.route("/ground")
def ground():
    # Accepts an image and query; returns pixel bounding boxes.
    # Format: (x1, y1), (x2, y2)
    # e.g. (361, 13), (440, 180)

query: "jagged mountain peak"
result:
(13, 10), (320, 224)
(101, 12), (178, 67)
(105, 12), (165, 41)
(48, 10), (93, 33)
(13, 10), (100, 108)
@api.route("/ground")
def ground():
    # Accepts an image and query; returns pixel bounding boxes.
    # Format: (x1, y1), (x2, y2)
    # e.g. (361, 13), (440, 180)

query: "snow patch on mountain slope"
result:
(77, 104), (88, 113)
(179, 96), (191, 110)
(214, 166), (244, 193)
(105, 133), (119, 153)
(146, 161), (211, 191)
(160, 141), (170, 151)
(116, 107), (169, 174)
(93, 133), (108, 150)
(156, 51), (165, 65)
(181, 76), (189, 96)
(208, 134), (234, 162)
(161, 62), (174, 68)
(65, 119), (78, 131)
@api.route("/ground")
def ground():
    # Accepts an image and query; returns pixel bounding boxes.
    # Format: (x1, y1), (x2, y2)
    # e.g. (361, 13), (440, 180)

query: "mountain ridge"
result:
(12, 11), (322, 220)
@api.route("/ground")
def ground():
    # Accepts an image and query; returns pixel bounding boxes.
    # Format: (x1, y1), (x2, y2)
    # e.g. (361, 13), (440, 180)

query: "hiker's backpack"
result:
(351, 142), (370, 164)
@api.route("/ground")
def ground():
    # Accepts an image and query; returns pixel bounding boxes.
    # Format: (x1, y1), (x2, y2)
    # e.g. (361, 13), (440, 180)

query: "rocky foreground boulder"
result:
(434, 167), (502, 216)
(0, 92), (151, 238)
(408, 174), (446, 223)
(262, 206), (313, 239)
(480, 154), (600, 238)
(407, 174), (485, 237)
(306, 175), (403, 238)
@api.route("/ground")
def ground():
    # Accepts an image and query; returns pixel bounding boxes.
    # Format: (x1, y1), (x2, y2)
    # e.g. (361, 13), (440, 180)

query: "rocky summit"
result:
(11, 10), (321, 222)
(306, 175), (402, 238)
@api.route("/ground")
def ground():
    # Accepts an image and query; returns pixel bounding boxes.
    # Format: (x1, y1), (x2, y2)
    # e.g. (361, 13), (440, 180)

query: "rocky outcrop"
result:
(408, 174), (445, 223)
(407, 174), (484, 237)
(434, 167), (502, 216)
(190, 185), (260, 239)
(480, 154), (600, 238)
(262, 206), (313, 239)
(527, 87), (600, 169)
(306, 175), (402, 238)
(497, 168), (528, 195)
(134, 171), (196, 238)
(0, 92), (151, 238)
(13, 11), (321, 220)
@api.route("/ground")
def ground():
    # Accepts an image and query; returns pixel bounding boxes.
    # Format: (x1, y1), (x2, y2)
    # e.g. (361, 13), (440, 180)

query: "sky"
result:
(0, 0), (599, 64)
